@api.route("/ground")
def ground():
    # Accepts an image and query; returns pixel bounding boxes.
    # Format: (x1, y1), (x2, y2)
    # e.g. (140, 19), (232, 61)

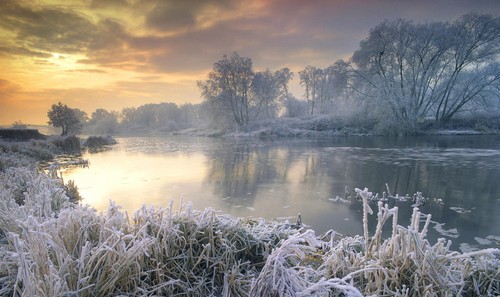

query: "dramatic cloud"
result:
(0, 1), (96, 56)
(0, 0), (498, 124)
(144, 0), (235, 32)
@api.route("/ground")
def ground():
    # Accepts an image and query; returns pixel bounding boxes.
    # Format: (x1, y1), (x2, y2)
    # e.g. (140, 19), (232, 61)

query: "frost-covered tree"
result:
(72, 108), (89, 125)
(87, 108), (119, 134)
(283, 95), (308, 118)
(434, 14), (500, 123)
(198, 53), (255, 127)
(119, 103), (195, 132)
(323, 60), (351, 114)
(47, 102), (82, 136)
(299, 66), (322, 115)
(252, 69), (281, 119)
(299, 62), (351, 115)
(198, 53), (291, 128)
(252, 68), (293, 119)
(274, 67), (294, 98)
(351, 13), (500, 128)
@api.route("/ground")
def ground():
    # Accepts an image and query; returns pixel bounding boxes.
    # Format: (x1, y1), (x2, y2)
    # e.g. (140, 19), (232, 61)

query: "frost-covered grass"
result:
(0, 139), (57, 161)
(227, 116), (373, 138)
(175, 113), (499, 138)
(0, 150), (498, 296)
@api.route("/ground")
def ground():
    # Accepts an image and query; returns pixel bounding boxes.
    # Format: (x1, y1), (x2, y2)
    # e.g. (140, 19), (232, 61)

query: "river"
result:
(61, 135), (500, 252)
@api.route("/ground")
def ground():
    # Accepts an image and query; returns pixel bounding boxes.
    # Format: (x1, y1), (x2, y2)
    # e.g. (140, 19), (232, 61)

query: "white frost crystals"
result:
(0, 150), (499, 296)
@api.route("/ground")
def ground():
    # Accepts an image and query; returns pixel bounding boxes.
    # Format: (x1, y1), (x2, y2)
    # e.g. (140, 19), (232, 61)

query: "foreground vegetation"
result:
(0, 141), (498, 296)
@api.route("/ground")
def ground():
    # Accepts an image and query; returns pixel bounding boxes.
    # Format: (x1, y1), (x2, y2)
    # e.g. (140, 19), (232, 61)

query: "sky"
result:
(0, 0), (499, 125)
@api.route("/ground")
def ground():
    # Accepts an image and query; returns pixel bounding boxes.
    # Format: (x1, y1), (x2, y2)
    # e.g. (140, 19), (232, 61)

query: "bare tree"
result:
(351, 13), (500, 127)
(88, 108), (119, 134)
(198, 53), (291, 127)
(252, 69), (280, 119)
(198, 53), (255, 127)
(299, 62), (350, 115)
(434, 13), (500, 122)
(274, 67), (294, 98)
(252, 68), (293, 119)
(299, 66), (322, 115)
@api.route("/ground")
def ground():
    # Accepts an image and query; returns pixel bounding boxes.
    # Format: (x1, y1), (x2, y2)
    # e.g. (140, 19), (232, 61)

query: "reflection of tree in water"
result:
(203, 137), (499, 250)
(204, 142), (310, 204)
(205, 144), (274, 201)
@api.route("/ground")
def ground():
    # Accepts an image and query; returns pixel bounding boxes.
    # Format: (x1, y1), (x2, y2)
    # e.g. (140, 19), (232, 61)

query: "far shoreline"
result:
(1, 123), (498, 143)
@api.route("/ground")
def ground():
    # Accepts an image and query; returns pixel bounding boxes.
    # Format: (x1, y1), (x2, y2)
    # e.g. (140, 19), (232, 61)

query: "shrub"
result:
(64, 179), (82, 203)
(83, 135), (117, 149)
(49, 135), (81, 153)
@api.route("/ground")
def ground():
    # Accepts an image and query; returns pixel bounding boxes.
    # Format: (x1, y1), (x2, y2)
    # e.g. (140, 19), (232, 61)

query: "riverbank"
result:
(0, 140), (498, 295)
(0, 128), (46, 141)
(170, 115), (500, 138)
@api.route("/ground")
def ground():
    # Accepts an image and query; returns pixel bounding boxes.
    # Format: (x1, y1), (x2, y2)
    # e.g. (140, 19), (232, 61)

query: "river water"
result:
(61, 135), (500, 252)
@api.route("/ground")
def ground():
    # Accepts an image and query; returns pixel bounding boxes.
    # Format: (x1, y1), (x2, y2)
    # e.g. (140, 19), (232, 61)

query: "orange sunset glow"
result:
(1, 0), (498, 125)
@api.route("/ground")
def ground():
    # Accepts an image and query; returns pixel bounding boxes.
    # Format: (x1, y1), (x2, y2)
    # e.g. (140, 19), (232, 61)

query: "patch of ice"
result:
(433, 198), (444, 205)
(246, 207), (255, 211)
(486, 235), (500, 241)
(459, 243), (479, 253)
(474, 237), (492, 245)
(449, 206), (472, 214)
(275, 216), (295, 220)
(433, 222), (459, 238)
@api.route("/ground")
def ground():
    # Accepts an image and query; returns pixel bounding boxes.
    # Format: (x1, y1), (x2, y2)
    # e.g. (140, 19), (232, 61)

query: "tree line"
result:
(198, 13), (499, 133)
(45, 102), (202, 136)
(44, 13), (499, 136)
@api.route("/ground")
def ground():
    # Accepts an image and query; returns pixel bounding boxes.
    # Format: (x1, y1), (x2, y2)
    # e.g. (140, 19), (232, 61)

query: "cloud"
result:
(143, 0), (236, 33)
(66, 69), (108, 74)
(0, 1), (96, 56)
(3, 0), (497, 76)
(0, 45), (51, 58)
(90, 0), (130, 9)
(0, 78), (19, 96)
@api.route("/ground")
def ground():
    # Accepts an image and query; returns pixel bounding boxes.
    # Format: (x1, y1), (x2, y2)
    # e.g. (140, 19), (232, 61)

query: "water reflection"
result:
(62, 135), (500, 252)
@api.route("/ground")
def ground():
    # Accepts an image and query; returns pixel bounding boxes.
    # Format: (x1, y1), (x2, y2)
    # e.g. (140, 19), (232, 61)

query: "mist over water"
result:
(62, 135), (500, 252)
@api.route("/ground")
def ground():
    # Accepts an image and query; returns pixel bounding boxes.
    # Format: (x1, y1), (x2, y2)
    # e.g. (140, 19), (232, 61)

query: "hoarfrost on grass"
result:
(0, 145), (499, 296)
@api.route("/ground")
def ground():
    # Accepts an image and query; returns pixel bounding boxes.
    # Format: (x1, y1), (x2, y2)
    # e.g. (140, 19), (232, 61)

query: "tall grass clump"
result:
(0, 200), (300, 296)
(317, 188), (499, 296)
(0, 167), (71, 234)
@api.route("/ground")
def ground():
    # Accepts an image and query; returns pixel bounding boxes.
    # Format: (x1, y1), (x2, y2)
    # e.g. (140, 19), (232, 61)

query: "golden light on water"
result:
(61, 150), (208, 213)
